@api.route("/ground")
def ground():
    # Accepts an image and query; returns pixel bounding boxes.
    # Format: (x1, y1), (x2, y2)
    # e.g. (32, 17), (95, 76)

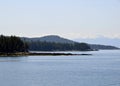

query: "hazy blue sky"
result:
(0, 0), (120, 39)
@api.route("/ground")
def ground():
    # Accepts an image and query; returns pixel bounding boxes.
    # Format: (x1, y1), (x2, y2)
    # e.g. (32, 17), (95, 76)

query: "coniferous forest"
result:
(28, 41), (91, 51)
(0, 35), (28, 53)
(0, 35), (91, 53)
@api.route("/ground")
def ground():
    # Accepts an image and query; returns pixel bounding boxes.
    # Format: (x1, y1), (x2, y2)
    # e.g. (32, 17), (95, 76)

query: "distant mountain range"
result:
(21, 35), (119, 50)
(74, 37), (120, 48)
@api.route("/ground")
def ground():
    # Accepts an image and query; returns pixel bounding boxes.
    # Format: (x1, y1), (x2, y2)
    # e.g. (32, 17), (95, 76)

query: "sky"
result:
(0, 0), (120, 39)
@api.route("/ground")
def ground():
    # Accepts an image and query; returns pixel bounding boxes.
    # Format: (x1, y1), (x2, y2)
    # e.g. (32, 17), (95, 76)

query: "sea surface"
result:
(0, 50), (120, 86)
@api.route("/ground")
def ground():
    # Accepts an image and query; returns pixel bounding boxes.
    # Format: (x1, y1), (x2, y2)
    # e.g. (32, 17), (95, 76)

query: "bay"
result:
(0, 50), (120, 86)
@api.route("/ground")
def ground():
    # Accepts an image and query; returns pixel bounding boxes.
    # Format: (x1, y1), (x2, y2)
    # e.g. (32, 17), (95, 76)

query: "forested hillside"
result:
(28, 41), (91, 51)
(22, 35), (119, 50)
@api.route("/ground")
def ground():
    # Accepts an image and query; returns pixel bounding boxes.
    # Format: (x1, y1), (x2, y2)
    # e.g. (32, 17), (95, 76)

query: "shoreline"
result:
(0, 52), (92, 56)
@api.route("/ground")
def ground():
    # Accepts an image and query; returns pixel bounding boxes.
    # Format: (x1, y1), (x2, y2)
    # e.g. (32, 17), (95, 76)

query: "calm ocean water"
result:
(0, 50), (120, 86)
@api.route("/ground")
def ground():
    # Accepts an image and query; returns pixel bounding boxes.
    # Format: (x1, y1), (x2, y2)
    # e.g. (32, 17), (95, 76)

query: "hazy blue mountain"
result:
(74, 37), (120, 48)
(21, 35), (119, 50)
(90, 44), (119, 50)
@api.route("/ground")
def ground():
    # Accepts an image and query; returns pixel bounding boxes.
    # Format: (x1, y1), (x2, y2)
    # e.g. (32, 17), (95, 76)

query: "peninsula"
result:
(0, 35), (92, 56)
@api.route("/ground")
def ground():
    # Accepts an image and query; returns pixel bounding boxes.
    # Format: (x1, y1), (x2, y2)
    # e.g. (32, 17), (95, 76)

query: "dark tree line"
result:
(28, 41), (91, 51)
(0, 35), (91, 53)
(0, 35), (28, 53)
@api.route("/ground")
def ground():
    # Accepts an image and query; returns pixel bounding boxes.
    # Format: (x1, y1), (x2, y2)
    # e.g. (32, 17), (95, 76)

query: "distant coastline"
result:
(0, 35), (119, 57)
(22, 35), (119, 50)
(0, 52), (92, 56)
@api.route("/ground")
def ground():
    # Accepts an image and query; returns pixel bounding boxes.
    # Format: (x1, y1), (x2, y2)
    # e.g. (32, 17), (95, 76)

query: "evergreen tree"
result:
(0, 35), (28, 53)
